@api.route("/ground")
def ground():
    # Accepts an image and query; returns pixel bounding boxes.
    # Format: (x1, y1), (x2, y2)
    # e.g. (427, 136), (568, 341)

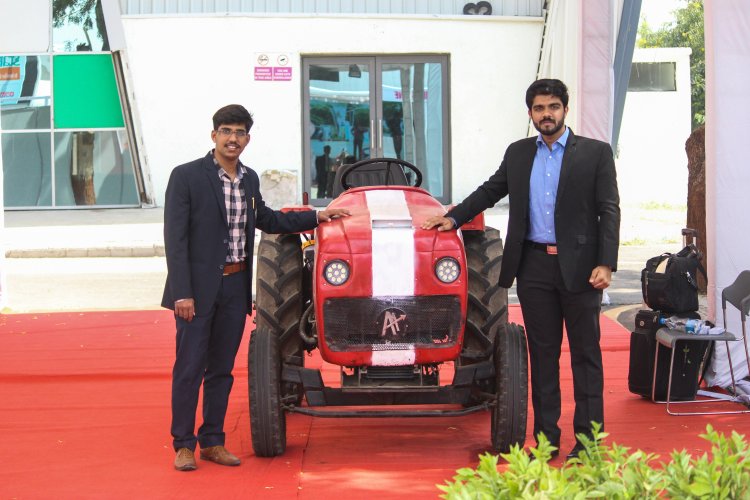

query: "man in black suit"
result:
(422, 79), (620, 460)
(315, 144), (331, 198)
(163, 104), (348, 471)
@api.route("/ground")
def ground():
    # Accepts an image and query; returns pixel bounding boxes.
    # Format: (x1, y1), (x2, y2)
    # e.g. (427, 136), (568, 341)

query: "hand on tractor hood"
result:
(318, 208), (351, 223)
(421, 215), (455, 232)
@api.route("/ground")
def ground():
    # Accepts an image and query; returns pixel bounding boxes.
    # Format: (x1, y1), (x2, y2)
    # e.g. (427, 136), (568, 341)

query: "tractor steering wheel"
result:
(340, 157), (423, 191)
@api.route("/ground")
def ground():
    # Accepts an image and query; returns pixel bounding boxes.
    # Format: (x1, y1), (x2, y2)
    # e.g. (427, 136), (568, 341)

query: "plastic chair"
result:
(651, 270), (750, 415)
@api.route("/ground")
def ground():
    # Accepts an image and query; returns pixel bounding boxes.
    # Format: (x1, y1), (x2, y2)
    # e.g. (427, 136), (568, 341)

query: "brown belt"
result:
(223, 261), (247, 276)
(524, 241), (558, 255)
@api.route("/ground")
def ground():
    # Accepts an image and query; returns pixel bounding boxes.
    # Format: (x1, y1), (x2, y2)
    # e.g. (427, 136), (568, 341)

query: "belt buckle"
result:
(546, 245), (558, 255)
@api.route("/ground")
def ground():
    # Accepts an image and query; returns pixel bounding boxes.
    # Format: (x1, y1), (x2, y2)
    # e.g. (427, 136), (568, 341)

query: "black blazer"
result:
(162, 153), (318, 315)
(448, 130), (620, 292)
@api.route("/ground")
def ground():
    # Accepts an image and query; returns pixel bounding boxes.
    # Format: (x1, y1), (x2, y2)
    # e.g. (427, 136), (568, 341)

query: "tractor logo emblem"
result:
(377, 308), (408, 338)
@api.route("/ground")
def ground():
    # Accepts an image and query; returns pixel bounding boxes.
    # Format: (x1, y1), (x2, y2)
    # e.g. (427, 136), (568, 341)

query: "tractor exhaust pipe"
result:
(299, 303), (318, 348)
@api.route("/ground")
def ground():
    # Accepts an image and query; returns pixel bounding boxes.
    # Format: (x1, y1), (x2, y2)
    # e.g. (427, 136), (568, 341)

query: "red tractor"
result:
(248, 158), (528, 457)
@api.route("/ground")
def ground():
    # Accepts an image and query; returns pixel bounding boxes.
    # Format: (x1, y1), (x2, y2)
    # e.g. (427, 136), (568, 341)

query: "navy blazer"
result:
(448, 130), (620, 292)
(162, 153), (318, 315)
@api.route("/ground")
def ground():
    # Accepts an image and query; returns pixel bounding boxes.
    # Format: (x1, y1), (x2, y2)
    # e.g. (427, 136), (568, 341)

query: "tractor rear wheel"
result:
(491, 322), (528, 453)
(248, 327), (286, 457)
(462, 227), (508, 363)
(253, 232), (306, 405)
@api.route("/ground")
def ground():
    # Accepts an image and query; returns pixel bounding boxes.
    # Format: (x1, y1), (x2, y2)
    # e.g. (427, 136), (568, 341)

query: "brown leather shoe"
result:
(200, 445), (241, 466)
(174, 448), (197, 471)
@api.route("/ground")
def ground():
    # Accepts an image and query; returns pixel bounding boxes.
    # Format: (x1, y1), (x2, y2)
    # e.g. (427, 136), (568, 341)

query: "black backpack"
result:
(641, 244), (706, 314)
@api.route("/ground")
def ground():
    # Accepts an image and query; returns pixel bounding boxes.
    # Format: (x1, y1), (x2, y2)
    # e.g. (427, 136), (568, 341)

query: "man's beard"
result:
(533, 118), (565, 136)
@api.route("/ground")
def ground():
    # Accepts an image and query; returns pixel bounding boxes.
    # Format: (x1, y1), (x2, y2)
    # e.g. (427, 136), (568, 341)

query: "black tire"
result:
(491, 322), (528, 453)
(254, 232), (306, 404)
(255, 232), (304, 341)
(248, 327), (286, 457)
(462, 227), (508, 362)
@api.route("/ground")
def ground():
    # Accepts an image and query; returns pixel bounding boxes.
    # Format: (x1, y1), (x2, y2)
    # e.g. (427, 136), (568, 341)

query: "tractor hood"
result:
(316, 186), (461, 256)
(314, 186), (468, 367)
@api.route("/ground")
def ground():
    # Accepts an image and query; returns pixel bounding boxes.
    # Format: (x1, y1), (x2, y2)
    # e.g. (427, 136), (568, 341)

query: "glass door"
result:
(377, 57), (448, 199)
(303, 57), (375, 201)
(303, 55), (449, 204)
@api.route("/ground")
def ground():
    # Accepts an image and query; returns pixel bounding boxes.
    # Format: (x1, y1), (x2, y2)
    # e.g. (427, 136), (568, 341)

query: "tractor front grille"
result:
(322, 295), (461, 351)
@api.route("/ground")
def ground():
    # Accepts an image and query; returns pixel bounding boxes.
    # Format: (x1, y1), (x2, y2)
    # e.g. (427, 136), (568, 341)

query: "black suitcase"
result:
(628, 309), (710, 401)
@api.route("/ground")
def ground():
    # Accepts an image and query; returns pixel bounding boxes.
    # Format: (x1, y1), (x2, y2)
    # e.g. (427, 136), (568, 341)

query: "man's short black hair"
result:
(212, 104), (254, 132)
(525, 79), (569, 109)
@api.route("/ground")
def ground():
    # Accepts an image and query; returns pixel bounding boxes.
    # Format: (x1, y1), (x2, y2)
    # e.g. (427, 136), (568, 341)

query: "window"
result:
(628, 62), (677, 92)
(303, 55), (450, 204)
(1, 0), (140, 209)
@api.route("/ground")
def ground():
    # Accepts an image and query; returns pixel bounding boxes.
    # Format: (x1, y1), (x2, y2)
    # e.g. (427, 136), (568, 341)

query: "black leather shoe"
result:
(566, 442), (586, 461)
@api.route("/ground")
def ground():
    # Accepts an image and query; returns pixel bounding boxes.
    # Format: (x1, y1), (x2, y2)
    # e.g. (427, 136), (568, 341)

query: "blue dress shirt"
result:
(527, 127), (569, 244)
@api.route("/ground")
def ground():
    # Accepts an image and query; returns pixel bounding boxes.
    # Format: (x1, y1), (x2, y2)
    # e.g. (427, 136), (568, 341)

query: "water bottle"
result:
(659, 316), (711, 335)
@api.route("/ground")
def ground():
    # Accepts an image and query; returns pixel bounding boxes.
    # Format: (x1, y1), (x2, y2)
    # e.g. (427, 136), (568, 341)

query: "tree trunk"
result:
(685, 125), (706, 293)
(71, 131), (97, 205)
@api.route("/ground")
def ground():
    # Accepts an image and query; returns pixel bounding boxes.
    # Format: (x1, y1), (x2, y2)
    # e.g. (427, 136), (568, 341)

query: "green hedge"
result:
(439, 424), (750, 499)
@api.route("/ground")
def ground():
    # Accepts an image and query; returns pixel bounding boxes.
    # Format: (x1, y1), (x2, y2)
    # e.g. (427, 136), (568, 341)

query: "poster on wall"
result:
(0, 55), (26, 105)
(254, 53), (292, 81)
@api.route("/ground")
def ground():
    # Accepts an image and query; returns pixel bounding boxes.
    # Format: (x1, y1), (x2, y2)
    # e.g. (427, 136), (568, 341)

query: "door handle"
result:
(378, 119), (383, 153)
(370, 119), (375, 155)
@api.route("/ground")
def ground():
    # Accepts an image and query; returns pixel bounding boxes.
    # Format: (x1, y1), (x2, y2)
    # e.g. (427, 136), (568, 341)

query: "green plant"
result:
(638, 201), (687, 211)
(662, 426), (750, 499)
(621, 237), (647, 246)
(438, 424), (750, 499)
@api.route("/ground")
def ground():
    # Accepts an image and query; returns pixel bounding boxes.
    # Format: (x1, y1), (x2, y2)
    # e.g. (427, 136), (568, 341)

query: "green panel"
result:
(53, 54), (124, 128)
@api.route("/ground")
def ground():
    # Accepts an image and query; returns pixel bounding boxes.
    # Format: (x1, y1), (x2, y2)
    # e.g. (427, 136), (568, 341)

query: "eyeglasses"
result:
(216, 128), (248, 138)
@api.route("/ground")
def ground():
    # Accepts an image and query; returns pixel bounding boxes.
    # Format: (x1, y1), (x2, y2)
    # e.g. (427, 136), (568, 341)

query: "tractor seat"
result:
(331, 160), (410, 198)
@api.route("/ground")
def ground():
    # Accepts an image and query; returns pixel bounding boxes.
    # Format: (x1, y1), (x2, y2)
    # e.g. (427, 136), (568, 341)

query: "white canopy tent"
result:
(536, 0), (621, 143)
(702, 0), (750, 388)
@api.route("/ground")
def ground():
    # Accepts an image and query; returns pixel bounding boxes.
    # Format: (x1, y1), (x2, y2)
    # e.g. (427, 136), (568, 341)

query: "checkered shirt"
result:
(213, 154), (247, 263)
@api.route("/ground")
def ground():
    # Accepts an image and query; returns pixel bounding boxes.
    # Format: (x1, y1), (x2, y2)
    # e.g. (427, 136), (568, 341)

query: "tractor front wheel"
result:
(462, 227), (507, 362)
(254, 232), (306, 405)
(248, 327), (287, 457)
(491, 322), (528, 453)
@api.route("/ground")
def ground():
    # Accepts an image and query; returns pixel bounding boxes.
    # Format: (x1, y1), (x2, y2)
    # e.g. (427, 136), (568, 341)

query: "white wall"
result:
(0, 0), (50, 53)
(120, 14), (543, 206)
(0, 0), (46, 287)
(616, 47), (692, 206)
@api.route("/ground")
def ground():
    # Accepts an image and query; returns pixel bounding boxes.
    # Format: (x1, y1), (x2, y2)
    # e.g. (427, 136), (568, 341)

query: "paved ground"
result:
(1, 203), (702, 329)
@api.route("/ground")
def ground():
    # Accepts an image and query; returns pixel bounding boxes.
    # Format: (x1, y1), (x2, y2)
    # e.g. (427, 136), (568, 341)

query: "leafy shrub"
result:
(438, 424), (750, 499)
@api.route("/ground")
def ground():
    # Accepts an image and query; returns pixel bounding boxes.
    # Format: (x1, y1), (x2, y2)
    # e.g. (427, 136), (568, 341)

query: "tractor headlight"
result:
(435, 257), (460, 283)
(324, 260), (350, 285)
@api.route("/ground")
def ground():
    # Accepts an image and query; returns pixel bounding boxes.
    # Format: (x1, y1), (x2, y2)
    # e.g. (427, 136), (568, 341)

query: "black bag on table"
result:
(628, 309), (711, 401)
(640, 245), (706, 314)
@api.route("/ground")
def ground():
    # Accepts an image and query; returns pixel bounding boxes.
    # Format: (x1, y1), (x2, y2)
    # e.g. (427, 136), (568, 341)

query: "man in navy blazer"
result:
(163, 104), (348, 471)
(423, 79), (620, 460)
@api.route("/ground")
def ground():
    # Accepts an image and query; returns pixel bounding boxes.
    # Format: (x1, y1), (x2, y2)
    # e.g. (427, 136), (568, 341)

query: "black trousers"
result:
(516, 246), (604, 447)
(316, 167), (328, 198)
(171, 272), (248, 451)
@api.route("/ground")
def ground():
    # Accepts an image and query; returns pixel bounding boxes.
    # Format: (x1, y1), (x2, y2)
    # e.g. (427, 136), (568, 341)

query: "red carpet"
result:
(1, 307), (747, 499)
